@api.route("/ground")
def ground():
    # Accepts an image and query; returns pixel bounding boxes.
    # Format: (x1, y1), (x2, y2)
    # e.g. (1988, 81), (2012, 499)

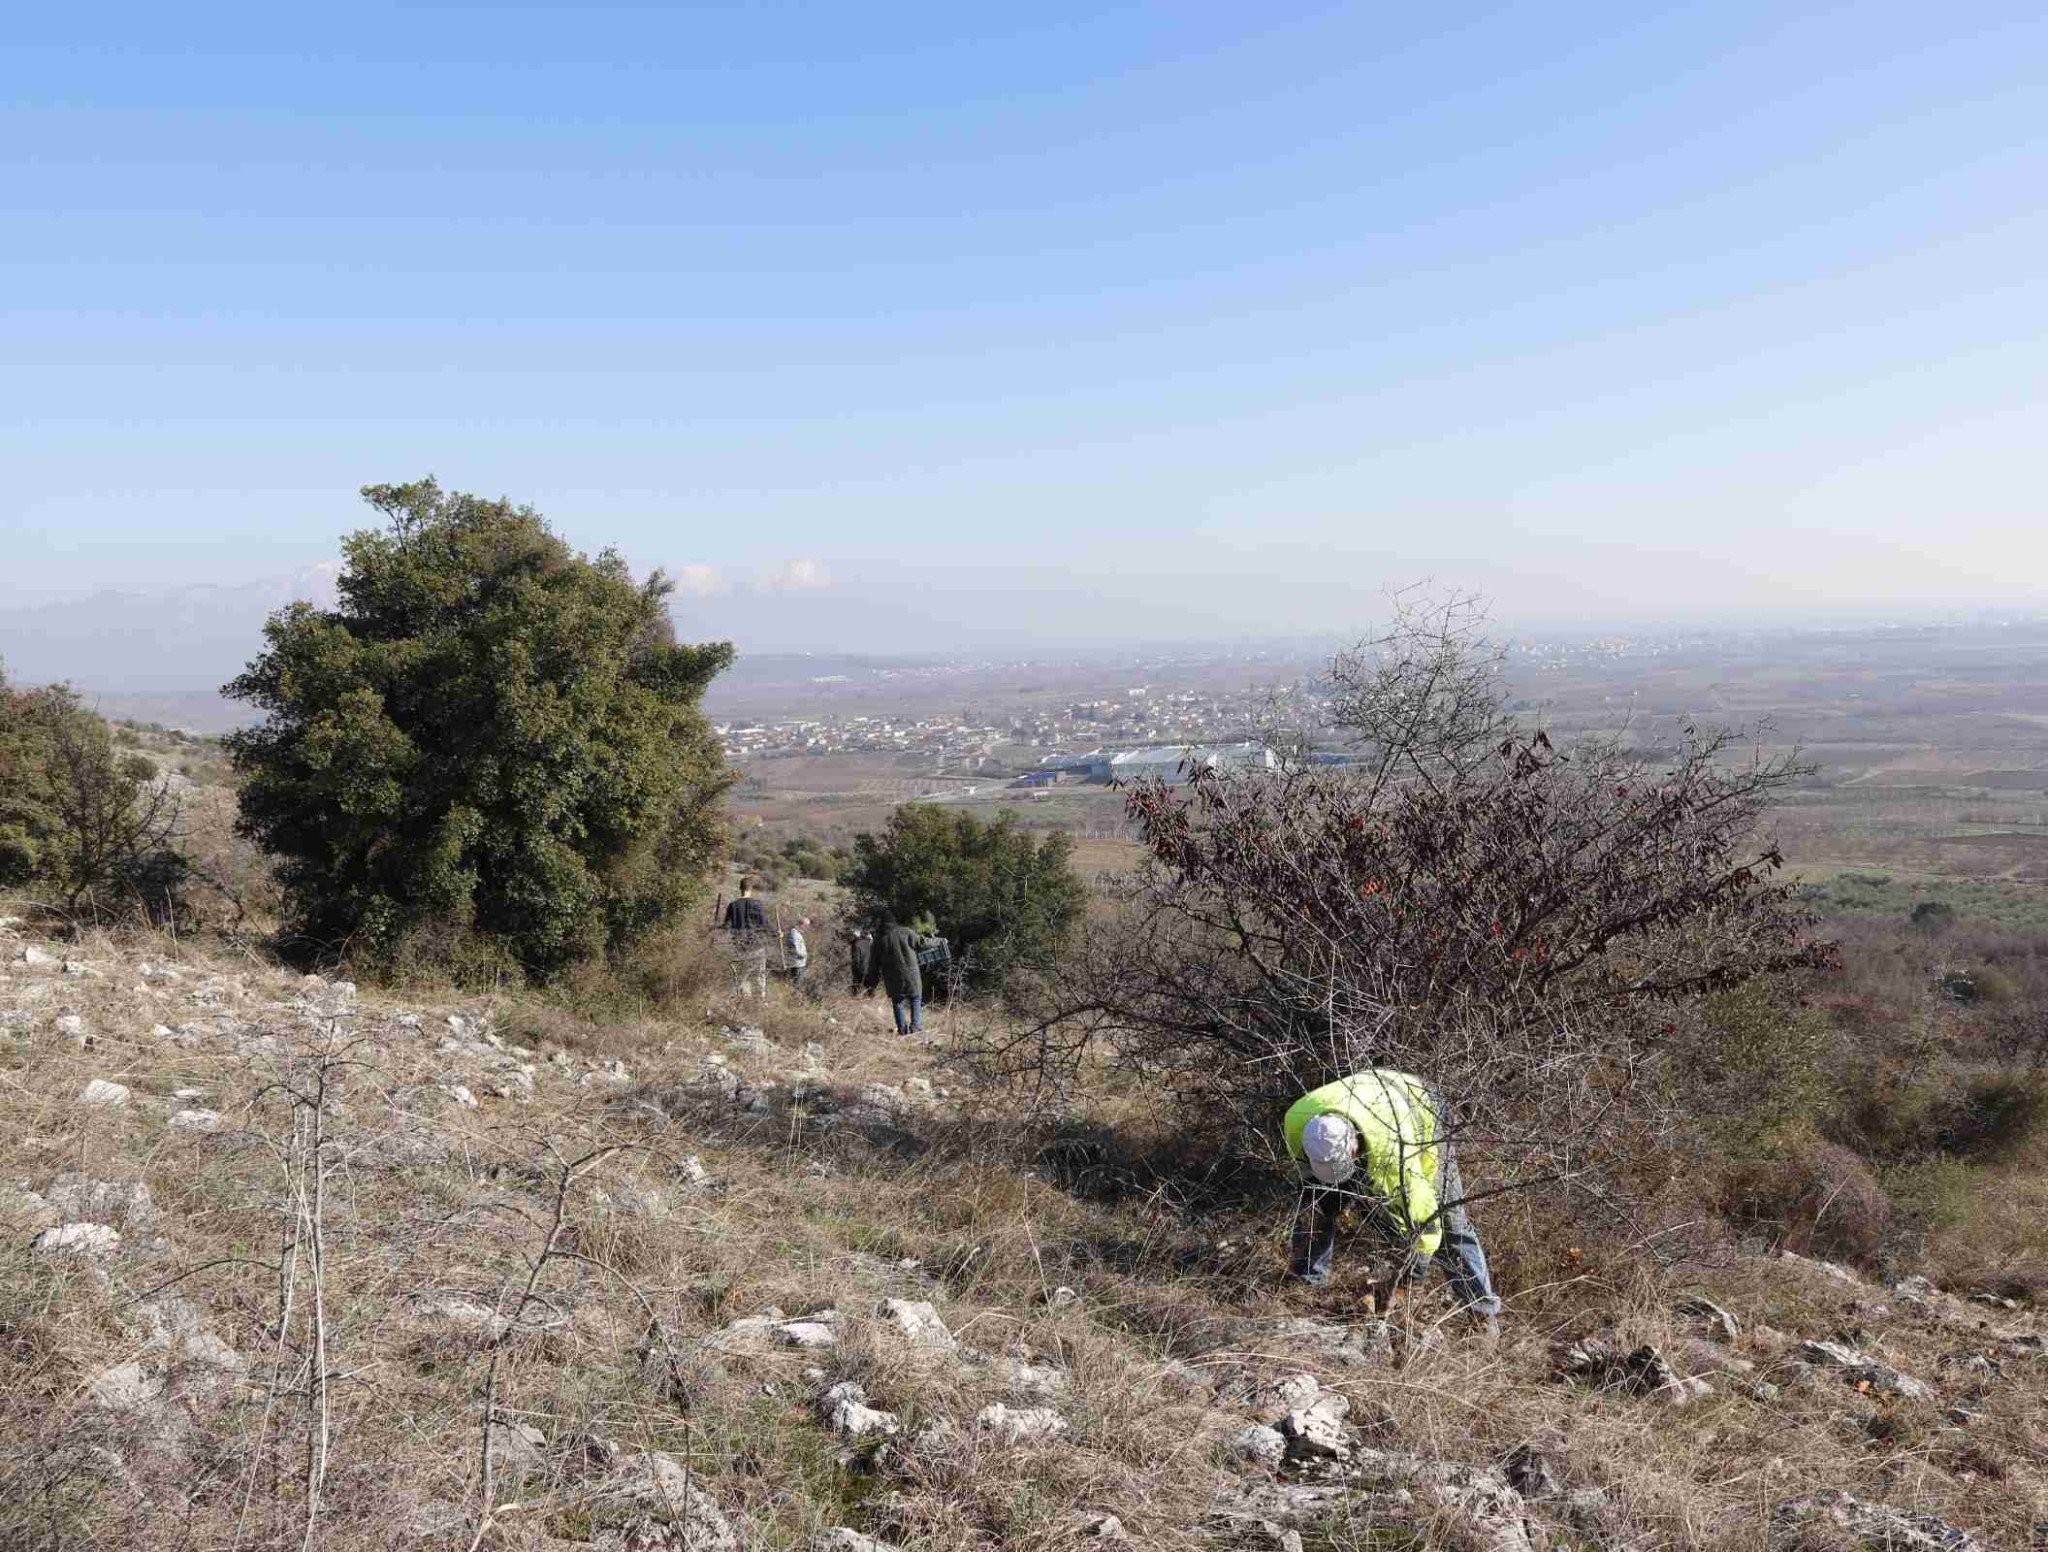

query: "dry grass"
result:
(1, 918), (2043, 1551)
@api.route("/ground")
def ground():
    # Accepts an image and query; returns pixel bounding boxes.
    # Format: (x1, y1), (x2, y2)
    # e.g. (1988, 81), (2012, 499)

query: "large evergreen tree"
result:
(226, 479), (734, 979)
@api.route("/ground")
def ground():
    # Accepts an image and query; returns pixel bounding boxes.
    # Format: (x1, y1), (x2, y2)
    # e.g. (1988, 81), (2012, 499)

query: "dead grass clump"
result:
(1720, 1132), (1893, 1265)
(1920, 1158), (2048, 1299)
(549, 924), (730, 1022)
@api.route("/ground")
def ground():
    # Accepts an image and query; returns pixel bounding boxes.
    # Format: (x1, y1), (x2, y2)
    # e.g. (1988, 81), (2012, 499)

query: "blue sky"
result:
(4, 3), (2046, 651)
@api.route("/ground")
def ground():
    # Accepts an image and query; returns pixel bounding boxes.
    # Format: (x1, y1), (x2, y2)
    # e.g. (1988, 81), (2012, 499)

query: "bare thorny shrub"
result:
(226, 1021), (363, 1552)
(973, 593), (1835, 1252)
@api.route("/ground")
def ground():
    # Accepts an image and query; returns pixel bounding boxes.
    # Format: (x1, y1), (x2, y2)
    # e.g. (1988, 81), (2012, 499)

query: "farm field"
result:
(728, 620), (2048, 923)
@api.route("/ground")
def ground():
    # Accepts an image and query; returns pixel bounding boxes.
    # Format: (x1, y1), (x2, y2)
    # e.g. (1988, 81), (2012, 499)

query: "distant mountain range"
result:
(0, 566), (958, 733)
(0, 567), (343, 730)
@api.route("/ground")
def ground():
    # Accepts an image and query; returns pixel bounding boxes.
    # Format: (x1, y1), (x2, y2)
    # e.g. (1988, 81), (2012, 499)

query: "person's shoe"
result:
(1463, 1312), (1503, 1343)
(1292, 1270), (1331, 1289)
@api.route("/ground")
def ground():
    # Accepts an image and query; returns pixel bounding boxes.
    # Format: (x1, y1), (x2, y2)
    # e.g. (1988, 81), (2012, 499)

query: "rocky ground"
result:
(2, 920), (2042, 1550)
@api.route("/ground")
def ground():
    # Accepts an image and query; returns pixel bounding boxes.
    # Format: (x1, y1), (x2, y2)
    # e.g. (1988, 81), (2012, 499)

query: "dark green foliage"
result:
(846, 806), (1085, 992)
(1911, 899), (1957, 932)
(0, 673), (59, 888)
(225, 478), (734, 981)
(0, 669), (186, 920)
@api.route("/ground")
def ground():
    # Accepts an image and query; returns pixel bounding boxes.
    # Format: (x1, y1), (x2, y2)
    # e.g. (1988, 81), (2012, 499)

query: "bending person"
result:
(1282, 1068), (1502, 1333)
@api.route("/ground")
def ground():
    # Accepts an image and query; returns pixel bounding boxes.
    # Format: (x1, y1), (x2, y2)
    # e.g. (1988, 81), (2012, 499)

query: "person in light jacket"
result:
(784, 916), (811, 994)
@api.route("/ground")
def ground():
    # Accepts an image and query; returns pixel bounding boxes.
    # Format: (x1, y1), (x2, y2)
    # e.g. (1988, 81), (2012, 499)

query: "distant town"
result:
(716, 675), (1325, 774)
(711, 627), (1825, 776)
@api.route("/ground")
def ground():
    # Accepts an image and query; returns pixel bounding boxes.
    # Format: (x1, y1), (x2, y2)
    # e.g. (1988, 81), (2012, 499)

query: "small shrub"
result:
(1829, 1057), (1953, 1161)
(1672, 982), (1836, 1152)
(555, 922), (726, 1019)
(0, 673), (188, 923)
(1973, 965), (2022, 1006)
(847, 805), (1085, 993)
(1884, 1155), (1976, 1238)
(1946, 1070), (2048, 1160)
(1911, 900), (1956, 933)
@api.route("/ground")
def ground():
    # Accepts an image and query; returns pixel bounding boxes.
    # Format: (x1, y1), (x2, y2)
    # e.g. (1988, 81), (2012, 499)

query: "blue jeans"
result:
(1288, 1142), (1501, 1315)
(890, 994), (923, 1035)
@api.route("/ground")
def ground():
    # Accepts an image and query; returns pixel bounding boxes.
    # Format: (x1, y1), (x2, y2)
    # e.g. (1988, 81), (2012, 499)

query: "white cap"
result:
(1302, 1112), (1360, 1186)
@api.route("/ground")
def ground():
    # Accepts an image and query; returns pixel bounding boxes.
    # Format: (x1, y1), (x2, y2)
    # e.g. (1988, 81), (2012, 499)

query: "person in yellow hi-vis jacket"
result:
(1283, 1068), (1502, 1329)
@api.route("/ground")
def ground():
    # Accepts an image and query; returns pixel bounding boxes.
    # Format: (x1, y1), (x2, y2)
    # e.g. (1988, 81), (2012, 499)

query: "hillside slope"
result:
(1, 922), (2039, 1551)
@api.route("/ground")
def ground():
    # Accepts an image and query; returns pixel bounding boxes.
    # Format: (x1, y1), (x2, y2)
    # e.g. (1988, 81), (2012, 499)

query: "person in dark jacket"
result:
(863, 912), (930, 1034)
(847, 927), (874, 995)
(718, 878), (770, 999)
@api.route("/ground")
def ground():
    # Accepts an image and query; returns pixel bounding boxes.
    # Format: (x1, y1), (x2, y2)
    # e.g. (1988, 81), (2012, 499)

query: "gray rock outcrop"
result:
(878, 1297), (955, 1350)
(594, 1452), (739, 1552)
(1797, 1339), (1934, 1401)
(819, 1381), (901, 1438)
(1771, 1490), (1983, 1551)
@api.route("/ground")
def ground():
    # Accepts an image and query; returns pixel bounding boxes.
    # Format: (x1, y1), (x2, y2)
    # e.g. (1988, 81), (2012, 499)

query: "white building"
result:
(1106, 742), (1276, 784)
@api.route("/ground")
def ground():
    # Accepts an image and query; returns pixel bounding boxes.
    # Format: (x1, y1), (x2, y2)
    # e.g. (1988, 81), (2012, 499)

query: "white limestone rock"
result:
(34, 1222), (121, 1255)
(595, 1451), (739, 1551)
(879, 1298), (956, 1351)
(1798, 1340), (1934, 1401)
(1228, 1424), (1289, 1469)
(811, 1533), (903, 1552)
(976, 1403), (1068, 1443)
(819, 1381), (901, 1438)
(1772, 1489), (1984, 1551)
(90, 1360), (168, 1413)
(44, 1174), (155, 1231)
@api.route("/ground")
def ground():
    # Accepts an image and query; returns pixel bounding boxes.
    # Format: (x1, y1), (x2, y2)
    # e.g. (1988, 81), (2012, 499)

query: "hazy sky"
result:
(5, 3), (2047, 651)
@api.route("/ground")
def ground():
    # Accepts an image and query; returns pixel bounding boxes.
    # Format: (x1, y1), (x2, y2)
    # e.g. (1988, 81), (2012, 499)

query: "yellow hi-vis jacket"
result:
(1282, 1069), (1443, 1258)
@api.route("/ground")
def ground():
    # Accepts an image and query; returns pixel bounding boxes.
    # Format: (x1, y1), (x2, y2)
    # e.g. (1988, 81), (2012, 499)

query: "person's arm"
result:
(1403, 1149), (1439, 1240)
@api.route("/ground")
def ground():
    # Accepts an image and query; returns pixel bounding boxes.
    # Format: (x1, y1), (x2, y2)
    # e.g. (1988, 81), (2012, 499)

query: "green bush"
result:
(1885, 1155), (1976, 1239)
(225, 478), (734, 981)
(732, 831), (852, 888)
(1828, 1057), (2048, 1165)
(0, 672), (187, 921)
(846, 805), (1085, 992)
(1671, 981), (1837, 1152)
